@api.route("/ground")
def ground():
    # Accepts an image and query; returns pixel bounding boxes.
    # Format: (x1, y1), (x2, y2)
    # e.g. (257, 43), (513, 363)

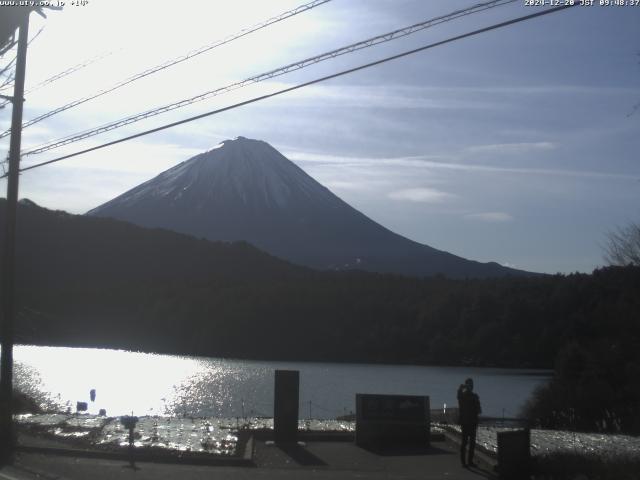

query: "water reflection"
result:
(15, 345), (203, 416)
(13, 344), (549, 418)
(16, 413), (357, 456)
(167, 359), (271, 417)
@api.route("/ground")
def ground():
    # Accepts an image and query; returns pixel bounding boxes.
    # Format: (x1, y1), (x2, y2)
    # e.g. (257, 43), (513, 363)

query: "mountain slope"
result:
(88, 136), (528, 278)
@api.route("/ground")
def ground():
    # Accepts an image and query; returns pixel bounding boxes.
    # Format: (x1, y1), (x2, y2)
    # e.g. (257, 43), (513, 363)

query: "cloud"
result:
(464, 212), (513, 222)
(266, 83), (502, 111)
(285, 149), (449, 166)
(465, 142), (556, 155)
(407, 157), (638, 181)
(263, 83), (638, 113)
(387, 187), (455, 203)
(286, 149), (638, 181)
(285, 150), (375, 165)
(324, 180), (368, 191)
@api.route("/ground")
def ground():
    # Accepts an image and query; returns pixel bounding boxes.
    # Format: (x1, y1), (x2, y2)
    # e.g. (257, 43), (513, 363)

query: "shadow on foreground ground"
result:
(8, 432), (498, 480)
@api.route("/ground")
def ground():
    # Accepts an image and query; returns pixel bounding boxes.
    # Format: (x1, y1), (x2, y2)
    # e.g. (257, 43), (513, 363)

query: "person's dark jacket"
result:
(457, 387), (481, 426)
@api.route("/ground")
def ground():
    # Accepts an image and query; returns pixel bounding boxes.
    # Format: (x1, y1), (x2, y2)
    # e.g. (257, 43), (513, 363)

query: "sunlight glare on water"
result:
(15, 345), (204, 417)
(13, 345), (549, 419)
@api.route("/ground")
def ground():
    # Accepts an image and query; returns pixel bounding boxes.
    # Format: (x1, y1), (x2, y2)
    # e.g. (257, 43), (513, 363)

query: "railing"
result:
(431, 407), (459, 424)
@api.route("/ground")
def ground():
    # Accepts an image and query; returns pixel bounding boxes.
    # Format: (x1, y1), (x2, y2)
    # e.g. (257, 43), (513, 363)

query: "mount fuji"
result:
(88, 137), (526, 278)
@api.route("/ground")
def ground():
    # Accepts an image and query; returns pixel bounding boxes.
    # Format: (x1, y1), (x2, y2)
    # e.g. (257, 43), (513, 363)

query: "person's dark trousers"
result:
(460, 423), (477, 466)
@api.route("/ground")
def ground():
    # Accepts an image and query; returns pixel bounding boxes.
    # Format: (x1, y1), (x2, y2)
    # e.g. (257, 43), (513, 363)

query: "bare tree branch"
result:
(604, 222), (640, 266)
(0, 70), (15, 92)
(0, 35), (16, 58)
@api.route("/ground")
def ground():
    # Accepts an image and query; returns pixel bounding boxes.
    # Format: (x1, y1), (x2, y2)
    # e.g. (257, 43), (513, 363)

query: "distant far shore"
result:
(11, 342), (553, 371)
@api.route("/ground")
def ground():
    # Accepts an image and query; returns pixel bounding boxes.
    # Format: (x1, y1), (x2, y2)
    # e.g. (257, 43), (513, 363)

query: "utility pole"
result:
(0, 10), (30, 464)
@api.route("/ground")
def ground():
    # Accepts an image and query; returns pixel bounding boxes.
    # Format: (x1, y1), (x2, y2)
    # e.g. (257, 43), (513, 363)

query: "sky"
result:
(0, 0), (638, 275)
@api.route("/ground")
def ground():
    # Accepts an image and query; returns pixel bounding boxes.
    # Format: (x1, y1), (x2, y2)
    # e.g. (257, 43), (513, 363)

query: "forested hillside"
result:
(2, 200), (639, 369)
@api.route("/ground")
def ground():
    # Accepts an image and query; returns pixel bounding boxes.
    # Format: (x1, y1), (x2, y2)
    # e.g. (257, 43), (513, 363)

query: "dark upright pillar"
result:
(0, 11), (30, 464)
(274, 370), (299, 443)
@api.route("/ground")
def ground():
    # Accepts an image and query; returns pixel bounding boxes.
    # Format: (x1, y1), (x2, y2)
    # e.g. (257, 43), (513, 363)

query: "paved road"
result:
(0, 468), (37, 480)
(5, 439), (496, 480)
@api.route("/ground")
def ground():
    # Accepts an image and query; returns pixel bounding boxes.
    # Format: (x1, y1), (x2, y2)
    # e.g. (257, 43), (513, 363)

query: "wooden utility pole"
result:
(0, 10), (30, 464)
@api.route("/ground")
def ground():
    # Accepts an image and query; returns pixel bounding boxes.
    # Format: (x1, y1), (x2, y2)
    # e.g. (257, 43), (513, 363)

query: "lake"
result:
(13, 345), (550, 419)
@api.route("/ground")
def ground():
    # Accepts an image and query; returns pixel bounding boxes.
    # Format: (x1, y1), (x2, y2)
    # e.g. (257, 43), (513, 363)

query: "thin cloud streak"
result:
(264, 82), (504, 110)
(405, 157), (639, 181)
(387, 187), (455, 203)
(465, 212), (513, 222)
(324, 180), (369, 191)
(265, 82), (638, 108)
(286, 150), (638, 181)
(464, 142), (556, 155)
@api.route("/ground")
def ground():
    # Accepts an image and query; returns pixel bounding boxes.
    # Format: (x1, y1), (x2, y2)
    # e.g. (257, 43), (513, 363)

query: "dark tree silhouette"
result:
(604, 222), (640, 266)
(2, 200), (640, 383)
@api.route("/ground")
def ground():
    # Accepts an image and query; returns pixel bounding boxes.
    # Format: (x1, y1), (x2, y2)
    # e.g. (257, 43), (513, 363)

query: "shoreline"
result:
(13, 412), (640, 480)
(11, 342), (556, 371)
(16, 412), (640, 459)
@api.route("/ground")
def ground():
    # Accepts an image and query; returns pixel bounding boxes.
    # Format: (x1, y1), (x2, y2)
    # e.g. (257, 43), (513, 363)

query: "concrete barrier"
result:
(497, 428), (530, 479)
(355, 394), (430, 447)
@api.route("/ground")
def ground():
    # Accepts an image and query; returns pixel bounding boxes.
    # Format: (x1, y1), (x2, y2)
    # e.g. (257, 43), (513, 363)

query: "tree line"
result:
(2, 200), (639, 432)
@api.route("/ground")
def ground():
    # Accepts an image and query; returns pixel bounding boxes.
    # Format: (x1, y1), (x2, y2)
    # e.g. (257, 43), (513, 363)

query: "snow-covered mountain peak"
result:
(217, 135), (262, 148)
(89, 137), (337, 214)
(88, 138), (527, 278)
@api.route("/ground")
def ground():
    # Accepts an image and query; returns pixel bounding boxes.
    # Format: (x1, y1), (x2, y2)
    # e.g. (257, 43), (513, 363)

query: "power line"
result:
(30, 50), (114, 92)
(9, 4), (577, 177)
(0, 50), (115, 109)
(0, 0), (332, 140)
(20, 0), (518, 157)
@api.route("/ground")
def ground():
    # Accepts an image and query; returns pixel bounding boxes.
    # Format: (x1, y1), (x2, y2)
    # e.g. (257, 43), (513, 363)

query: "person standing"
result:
(457, 378), (481, 467)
